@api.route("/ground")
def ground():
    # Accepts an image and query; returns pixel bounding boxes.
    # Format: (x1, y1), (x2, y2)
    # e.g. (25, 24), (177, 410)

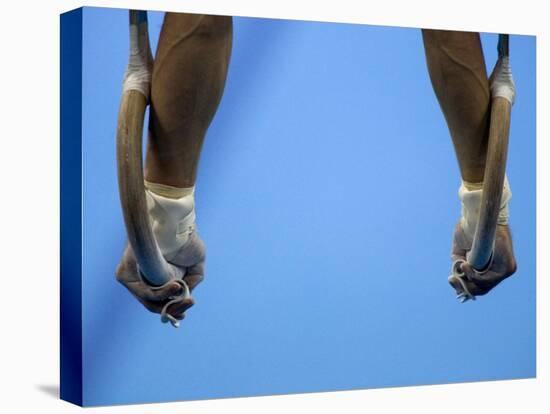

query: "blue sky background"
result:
(80, 7), (536, 406)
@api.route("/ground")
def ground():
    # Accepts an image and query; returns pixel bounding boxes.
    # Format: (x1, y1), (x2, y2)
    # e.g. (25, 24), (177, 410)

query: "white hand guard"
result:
(145, 182), (204, 268)
(459, 176), (512, 246)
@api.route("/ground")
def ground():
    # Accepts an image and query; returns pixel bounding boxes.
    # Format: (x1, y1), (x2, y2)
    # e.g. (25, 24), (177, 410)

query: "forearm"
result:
(421, 29), (490, 183)
(144, 13), (233, 188)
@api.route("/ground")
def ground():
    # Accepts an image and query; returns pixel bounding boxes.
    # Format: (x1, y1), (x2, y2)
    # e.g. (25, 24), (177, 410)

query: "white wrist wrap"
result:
(145, 183), (197, 262)
(122, 19), (153, 99)
(490, 56), (516, 105)
(459, 176), (512, 244)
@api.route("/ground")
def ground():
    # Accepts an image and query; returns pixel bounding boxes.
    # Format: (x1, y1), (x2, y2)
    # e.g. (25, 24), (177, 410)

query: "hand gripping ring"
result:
(449, 259), (476, 303)
(449, 253), (494, 303)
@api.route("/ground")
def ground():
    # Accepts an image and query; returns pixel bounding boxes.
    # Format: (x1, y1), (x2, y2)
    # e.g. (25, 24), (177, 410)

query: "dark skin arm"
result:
(422, 30), (516, 296)
(116, 13), (233, 320)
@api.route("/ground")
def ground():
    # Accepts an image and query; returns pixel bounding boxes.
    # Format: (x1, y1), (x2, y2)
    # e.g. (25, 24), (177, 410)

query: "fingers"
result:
(116, 244), (189, 299)
(449, 264), (484, 299)
(462, 262), (514, 293)
(449, 223), (517, 300)
(116, 233), (207, 323)
(450, 258), (515, 299)
(124, 278), (184, 302)
(451, 262), (491, 297)
(116, 245), (193, 320)
(134, 296), (167, 314)
(165, 296), (195, 320)
(127, 281), (193, 320)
